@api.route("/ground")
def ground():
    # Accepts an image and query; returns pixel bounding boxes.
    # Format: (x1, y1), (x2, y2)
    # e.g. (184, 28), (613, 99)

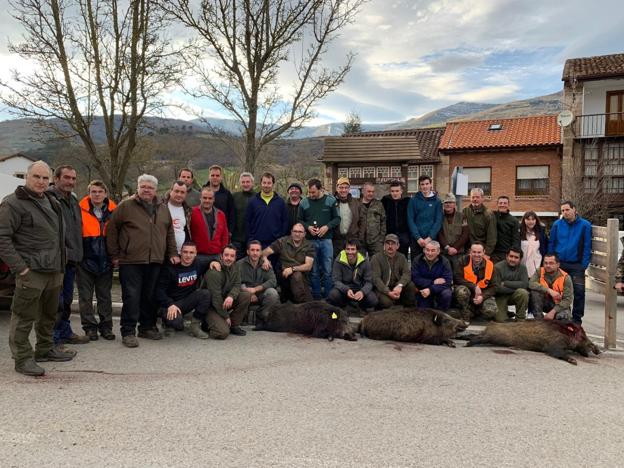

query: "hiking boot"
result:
(189, 321), (209, 339)
(138, 328), (163, 340)
(66, 333), (90, 345)
(86, 329), (99, 341)
(100, 330), (116, 340)
(55, 344), (77, 356)
(35, 347), (75, 362)
(122, 335), (139, 348)
(230, 326), (247, 336)
(15, 359), (45, 376)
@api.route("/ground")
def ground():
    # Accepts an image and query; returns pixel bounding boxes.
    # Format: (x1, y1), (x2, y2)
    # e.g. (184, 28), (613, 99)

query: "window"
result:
(420, 165), (433, 178)
(516, 165), (549, 196)
(606, 177), (624, 194)
(348, 167), (362, 179)
(463, 167), (491, 196)
(406, 164), (435, 193)
(488, 123), (503, 131)
(337, 167), (348, 178)
(390, 166), (402, 177)
(604, 143), (624, 176)
(362, 166), (375, 178)
(376, 166), (389, 178)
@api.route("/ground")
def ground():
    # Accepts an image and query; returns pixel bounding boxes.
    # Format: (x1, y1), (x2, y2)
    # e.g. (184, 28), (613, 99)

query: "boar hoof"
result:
(443, 339), (456, 348)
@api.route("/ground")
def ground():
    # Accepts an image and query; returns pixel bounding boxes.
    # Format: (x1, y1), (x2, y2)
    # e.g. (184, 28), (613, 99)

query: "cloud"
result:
(0, 0), (623, 123)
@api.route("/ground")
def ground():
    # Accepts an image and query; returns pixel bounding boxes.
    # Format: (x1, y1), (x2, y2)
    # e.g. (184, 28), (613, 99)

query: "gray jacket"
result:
(48, 186), (83, 263)
(0, 186), (65, 274)
(332, 250), (373, 295)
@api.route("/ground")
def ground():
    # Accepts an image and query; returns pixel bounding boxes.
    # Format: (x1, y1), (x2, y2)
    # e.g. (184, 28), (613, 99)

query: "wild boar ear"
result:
(433, 314), (442, 326)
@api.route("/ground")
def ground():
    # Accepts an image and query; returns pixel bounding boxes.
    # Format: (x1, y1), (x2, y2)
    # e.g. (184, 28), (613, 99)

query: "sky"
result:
(1, 0), (623, 125)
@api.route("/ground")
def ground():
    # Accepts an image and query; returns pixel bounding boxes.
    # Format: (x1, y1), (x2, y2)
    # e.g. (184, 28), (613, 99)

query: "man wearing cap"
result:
(381, 180), (411, 257)
(438, 193), (469, 270)
(370, 234), (417, 308)
(286, 182), (303, 231)
(333, 177), (364, 257)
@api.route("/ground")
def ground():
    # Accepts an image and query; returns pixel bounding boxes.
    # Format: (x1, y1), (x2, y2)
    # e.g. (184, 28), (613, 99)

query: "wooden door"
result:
(606, 90), (624, 136)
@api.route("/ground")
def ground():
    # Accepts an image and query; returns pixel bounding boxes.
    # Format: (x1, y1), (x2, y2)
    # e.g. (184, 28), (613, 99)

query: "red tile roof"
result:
(562, 53), (624, 82)
(438, 115), (561, 151)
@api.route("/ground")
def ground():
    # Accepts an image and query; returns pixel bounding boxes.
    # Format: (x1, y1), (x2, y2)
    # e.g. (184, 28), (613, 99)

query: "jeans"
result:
(560, 262), (586, 324)
(53, 263), (76, 344)
(310, 238), (333, 299)
(119, 263), (162, 337)
(160, 289), (212, 330)
(416, 287), (453, 311)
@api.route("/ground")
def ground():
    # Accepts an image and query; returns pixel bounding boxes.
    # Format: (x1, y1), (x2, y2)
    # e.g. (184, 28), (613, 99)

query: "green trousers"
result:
(9, 270), (63, 365)
(495, 289), (529, 322)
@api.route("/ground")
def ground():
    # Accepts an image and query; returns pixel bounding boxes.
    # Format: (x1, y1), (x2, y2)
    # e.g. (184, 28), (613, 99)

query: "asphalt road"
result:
(1, 308), (623, 467)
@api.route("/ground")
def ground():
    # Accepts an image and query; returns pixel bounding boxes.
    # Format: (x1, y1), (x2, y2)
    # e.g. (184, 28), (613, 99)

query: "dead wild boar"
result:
(254, 301), (357, 341)
(465, 320), (601, 365)
(358, 308), (468, 347)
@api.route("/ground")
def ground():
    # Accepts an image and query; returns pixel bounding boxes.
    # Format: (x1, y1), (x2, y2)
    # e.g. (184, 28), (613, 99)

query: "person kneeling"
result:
(155, 242), (211, 339)
(453, 242), (498, 322)
(411, 240), (453, 311)
(528, 253), (573, 321)
(238, 240), (279, 327)
(493, 247), (529, 322)
(371, 234), (417, 308)
(327, 239), (377, 313)
(203, 244), (251, 339)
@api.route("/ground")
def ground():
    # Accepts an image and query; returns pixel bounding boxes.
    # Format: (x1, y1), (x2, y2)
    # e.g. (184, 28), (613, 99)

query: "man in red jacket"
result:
(190, 188), (229, 262)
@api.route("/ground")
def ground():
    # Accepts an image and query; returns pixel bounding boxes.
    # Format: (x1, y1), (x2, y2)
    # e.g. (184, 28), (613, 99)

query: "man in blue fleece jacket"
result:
(407, 175), (443, 260)
(547, 200), (592, 324)
(245, 172), (289, 249)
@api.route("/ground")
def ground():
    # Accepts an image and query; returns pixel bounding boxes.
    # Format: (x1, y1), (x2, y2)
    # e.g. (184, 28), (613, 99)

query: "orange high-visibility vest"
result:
(463, 258), (494, 288)
(539, 268), (568, 304)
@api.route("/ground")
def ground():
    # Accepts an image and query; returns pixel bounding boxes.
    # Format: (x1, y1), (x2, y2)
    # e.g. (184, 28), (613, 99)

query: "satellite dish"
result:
(557, 110), (574, 127)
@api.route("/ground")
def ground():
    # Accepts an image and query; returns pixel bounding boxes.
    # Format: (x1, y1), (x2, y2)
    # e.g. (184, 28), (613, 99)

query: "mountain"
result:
(390, 102), (499, 129)
(0, 91), (565, 156)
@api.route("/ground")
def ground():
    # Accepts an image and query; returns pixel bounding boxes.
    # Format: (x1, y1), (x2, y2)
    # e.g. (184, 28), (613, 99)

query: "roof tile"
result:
(562, 53), (624, 82)
(438, 115), (561, 151)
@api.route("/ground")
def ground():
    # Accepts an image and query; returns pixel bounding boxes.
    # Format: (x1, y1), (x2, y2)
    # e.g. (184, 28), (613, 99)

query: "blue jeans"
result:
(560, 262), (586, 324)
(53, 263), (76, 344)
(310, 238), (333, 299)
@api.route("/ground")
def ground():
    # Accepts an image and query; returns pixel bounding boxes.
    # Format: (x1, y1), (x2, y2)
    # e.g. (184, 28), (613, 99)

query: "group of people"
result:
(0, 160), (617, 377)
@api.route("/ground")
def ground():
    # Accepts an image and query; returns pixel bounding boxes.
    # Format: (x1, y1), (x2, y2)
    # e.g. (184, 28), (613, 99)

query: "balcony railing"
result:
(574, 112), (624, 138)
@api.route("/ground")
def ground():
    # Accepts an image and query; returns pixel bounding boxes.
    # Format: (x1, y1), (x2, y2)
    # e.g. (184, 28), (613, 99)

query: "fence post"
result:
(604, 218), (618, 349)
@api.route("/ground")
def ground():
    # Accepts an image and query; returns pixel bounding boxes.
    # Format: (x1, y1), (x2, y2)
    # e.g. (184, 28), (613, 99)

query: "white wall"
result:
(582, 78), (624, 115)
(0, 156), (32, 178)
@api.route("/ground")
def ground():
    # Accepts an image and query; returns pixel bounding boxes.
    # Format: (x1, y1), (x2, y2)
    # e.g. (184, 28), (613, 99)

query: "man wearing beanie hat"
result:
(333, 177), (364, 257)
(286, 182), (303, 231)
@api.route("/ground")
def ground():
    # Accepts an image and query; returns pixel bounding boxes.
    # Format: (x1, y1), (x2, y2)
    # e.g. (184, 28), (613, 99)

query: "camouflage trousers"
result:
(530, 290), (571, 320)
(453, 285), (498, 321)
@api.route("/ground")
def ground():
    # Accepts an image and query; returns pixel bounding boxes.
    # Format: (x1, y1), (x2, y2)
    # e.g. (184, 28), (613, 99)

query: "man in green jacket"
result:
(462, 188), (497, 257)
(360, 182), (386, 257)
(0, 161), (75, 376)
(237, 240), (278, 326)
(491, 196), (520, 263)
(370, 234), (416, 308)
(300, 178), (340, 299)
(203, 244), (251, 339)
(493, 247), (529, 322)
(529, 253), (573, 320)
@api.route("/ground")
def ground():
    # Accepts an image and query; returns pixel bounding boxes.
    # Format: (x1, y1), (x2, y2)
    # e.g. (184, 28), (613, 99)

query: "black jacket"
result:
(381, 195), (410, 235)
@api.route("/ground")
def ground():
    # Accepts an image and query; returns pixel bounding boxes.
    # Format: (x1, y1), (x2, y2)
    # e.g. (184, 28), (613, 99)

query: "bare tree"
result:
(0, 0), (184, 199)
(161, 0), (365, 173)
